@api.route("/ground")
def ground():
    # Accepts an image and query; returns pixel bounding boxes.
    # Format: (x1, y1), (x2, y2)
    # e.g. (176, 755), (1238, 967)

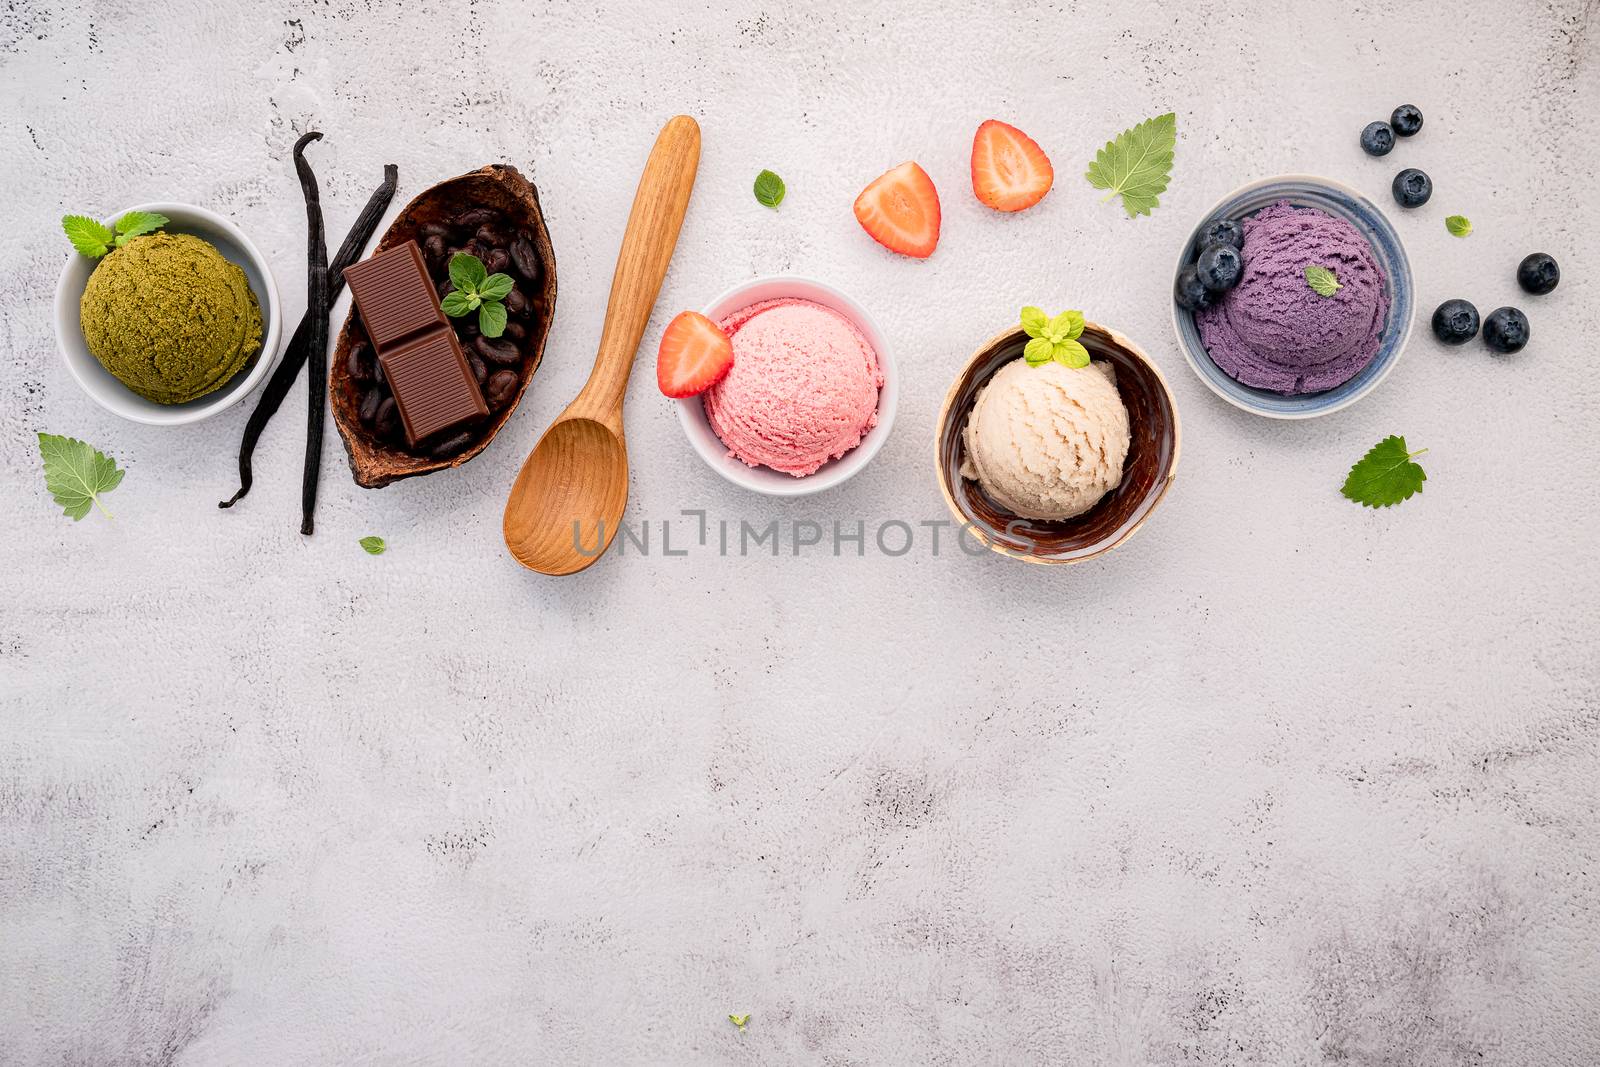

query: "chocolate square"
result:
(377, 327), (488, 446)
(343, 241), (446, 349)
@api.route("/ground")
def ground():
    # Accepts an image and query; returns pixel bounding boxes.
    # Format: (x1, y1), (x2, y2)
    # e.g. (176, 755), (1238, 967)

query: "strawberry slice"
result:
(657, 311), (734, 398)
(971, 120), (1053, 212)
(853, 161), (941, 258)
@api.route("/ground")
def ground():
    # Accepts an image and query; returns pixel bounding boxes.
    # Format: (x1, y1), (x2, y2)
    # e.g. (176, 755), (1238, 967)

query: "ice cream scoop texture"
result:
(703, 298), (882, 477)
(961, 358), (1130, 521)
(79, 233), (262, 404)
(1195, 200), (1389, 394)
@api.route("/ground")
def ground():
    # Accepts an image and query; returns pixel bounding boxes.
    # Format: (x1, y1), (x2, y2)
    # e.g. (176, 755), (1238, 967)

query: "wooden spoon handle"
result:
(574, 115), (702, 422)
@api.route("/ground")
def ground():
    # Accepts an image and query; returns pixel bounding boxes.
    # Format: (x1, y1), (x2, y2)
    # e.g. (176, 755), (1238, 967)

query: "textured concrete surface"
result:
(3, 1), (1599, 1063)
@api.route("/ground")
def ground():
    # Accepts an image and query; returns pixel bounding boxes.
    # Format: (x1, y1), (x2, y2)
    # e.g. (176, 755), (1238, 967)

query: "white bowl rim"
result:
(53, 200), (284, 426)
(1170, 173), (1414, 421)
(672, 274), (899, 497)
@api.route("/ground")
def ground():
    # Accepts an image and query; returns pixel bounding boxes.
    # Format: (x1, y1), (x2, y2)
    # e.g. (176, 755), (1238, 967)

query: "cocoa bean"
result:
(358, 388), (383, 426)
(429, 431), (475, 458)
(486, 369), (518, 409)
(510, 236), (540, 283)
(473, 335), (521, 366)
(451, 207), (498, 229)
(347, 341), (373, 383)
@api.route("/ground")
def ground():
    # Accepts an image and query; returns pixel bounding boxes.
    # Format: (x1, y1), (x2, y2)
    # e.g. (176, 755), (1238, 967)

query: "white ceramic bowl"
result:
(674, 275), (898, 496)
(53, 202), (283, 425)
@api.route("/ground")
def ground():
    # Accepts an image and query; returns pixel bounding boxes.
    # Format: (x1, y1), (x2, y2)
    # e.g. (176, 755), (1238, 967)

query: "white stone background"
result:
(2, 0), (1598, 1063)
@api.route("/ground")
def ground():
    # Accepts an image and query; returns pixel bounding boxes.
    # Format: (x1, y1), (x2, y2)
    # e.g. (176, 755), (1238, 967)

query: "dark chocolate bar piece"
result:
(377, 328), (488, 446)
(343, 241), (445, 349)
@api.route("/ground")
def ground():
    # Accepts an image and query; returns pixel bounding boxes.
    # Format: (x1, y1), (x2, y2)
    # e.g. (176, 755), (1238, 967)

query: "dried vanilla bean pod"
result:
(220, 161), (397, 509)
(292, 133), (331, 535)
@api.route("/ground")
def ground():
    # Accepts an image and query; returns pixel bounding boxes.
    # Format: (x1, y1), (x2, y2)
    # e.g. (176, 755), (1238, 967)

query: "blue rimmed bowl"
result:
(1171, 175), (1413, 419)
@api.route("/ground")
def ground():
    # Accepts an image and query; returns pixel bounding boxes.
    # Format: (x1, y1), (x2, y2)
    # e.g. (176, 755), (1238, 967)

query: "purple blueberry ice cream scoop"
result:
(1195, 200), (1389, 394)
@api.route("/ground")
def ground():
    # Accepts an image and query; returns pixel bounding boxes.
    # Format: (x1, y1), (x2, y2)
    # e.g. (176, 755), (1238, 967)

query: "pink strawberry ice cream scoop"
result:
(1196, 200), (1390, 394)
(703, 298), (883, 477)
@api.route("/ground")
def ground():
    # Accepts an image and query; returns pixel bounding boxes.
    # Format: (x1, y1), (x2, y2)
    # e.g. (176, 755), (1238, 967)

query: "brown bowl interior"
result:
(330, 164), (557, 488)
(935, 323), (1181, 564)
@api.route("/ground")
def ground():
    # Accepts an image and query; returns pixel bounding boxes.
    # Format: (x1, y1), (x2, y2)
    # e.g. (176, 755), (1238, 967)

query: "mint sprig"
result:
(359, 535), (387, 555)
(1445, 215), (1472, 237)
(1020, 306), (1090, 368)
(61, 210), (170, 258)
(441, 253), (515, 338)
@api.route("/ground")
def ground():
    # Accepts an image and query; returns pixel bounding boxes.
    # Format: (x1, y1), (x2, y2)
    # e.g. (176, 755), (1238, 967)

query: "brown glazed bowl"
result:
(935, 322), (1181, 564)
(330, 164), (557, 488)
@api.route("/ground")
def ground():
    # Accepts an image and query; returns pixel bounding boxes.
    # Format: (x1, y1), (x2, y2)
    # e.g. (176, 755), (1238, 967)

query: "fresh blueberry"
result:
(1199, 218), (1245, 250)
(1430, 299), (1480, 345)
(1516, 252), (1560, 295)
(1483, 307), (1529, 354)
(1391, 104), (1423, 137)
(1360, 121), (1396, 156)
(1174, 265), (1214, 312)
(1195, 243), (1244, 292)
(1392, 168), (1432, 208)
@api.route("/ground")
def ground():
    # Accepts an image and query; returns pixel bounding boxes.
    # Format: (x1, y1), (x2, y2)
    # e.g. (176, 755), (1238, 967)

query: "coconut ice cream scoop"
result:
(960, 357), (1131, 521)
(79, 232), (262, 404)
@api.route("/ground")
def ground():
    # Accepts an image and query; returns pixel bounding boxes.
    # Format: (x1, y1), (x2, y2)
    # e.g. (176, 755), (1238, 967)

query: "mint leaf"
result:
(113, 210), (167, 243)
(1023, 337), (1054, 365)
(728, 1014), (750, 1032)
(1305, 265), (1342, 297)
(1020, 306), (1048, 338)
(477, 273), (515, 301)
(1049, 310), (1085, 341)
(449, 252), (487, 292)
(1445, 215), (1472, 237)
(440, 291), (474, 318)
(1085, 112), (1177, 218)
(359, 535), (386, 555)
(38, 432), (124, 521)
(478, 300), (508, 338)
(753, 169), (785, 208)
(62, 215), (114, 258)
(1054, 338), (1091, 368)
(1342, 435), (1427, 508)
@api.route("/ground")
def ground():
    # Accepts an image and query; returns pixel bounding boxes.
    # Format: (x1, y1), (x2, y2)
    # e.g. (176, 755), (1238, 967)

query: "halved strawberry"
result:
(971, 120), (1053, 212)
(657, 311), (734, 398)
(853, 161), (941, 258)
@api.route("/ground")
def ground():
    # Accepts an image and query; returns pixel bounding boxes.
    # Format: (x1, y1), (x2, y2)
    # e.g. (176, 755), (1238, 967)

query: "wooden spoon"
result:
(502, 115), (701, 575)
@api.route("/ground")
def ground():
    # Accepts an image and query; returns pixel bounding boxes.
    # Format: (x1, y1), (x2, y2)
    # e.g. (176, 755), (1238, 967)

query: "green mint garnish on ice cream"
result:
(359, 536), (387, 555)
(1342, 435), (1427, 508)
(1304, 265), (1342, 298)
(1021, 306), (1090, 368)
(442, 252), (515, 338)
(1445, 215), (1472, 237)
(753, 169), (786, 208)
(38, 432), (124, 521)
(728, 1013), (750, 1031)
(1085, 112), (1177, 218)
(62, 210), (169, 258)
